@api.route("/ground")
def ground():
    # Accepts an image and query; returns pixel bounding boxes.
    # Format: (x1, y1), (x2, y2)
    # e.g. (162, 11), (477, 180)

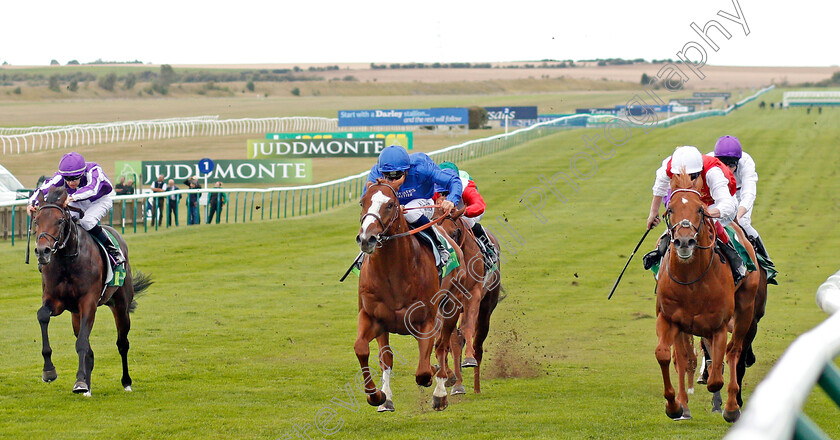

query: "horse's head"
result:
(33, 188), (73, 266)
(666, 171), (711, 261)
(356, 179), (403, 254)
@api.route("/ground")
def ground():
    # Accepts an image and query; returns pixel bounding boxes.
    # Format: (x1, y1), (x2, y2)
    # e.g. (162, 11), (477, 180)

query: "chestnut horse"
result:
(654, 173), (759, 422)
(33, 187), (152, 395)
(436, 208), (503, 395)
(355, 179), (466, 411)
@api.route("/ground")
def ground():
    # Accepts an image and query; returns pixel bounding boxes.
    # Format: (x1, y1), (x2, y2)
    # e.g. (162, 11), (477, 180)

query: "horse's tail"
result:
(129, 271), (153, 313)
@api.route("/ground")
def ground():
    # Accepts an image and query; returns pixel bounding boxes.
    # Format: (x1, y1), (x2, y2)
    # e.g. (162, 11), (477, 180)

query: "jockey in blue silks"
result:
(28, 152), (124, 267)
(364, 145), (463, 262)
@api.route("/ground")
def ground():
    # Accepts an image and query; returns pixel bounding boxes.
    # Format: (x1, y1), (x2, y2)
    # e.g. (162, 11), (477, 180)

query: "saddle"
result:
(91, 229), (126, 305)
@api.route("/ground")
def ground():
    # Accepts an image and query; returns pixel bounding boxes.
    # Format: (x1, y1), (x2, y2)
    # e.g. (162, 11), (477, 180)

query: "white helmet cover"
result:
(670, 146), (703, 174)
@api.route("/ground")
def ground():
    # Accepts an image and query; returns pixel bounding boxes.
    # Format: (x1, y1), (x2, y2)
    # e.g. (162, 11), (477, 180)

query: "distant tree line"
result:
(1, 65), (324, 94)
(797, 71), (840, 87)
(370, 62), (494, 69)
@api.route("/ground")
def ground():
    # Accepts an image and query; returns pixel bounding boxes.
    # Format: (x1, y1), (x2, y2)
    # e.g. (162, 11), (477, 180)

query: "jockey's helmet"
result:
(714, 135), (742, 159)
(669, 146), (703, 175)
(377, 145), (411, 173)
(59, 152), (86, 177)
(439, 161), (459, 175)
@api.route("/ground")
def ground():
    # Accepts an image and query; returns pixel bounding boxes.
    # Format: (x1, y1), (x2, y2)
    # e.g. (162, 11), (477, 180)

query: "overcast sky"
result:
(2, 0), (836, 67)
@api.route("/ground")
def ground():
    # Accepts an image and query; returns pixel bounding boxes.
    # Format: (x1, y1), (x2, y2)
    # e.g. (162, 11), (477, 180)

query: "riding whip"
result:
(607, 226), (653, 300)
(25, 213), (32, 264)
(340, 251), (364, 282)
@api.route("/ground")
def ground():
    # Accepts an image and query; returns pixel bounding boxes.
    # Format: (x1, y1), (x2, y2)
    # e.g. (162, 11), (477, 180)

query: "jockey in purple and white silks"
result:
(364, 145), (463, 262)
(708, 135), (773, 265)
(27, 152), (124, 267)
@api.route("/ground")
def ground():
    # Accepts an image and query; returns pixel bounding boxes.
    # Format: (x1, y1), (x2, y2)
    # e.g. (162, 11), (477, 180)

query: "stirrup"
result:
(642, 250), (661, 270)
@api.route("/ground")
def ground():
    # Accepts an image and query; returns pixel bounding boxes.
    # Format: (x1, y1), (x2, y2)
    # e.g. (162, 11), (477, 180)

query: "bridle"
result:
(663, 188), (716, 285)
(360, 182), (446, 248)
(35, 203), (79, 258)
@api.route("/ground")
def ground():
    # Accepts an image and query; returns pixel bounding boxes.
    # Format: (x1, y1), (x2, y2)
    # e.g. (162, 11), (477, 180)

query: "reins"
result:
(362, 183), (450, 247)
(663, 188), (717, 285)
(35, 203), (79, 258)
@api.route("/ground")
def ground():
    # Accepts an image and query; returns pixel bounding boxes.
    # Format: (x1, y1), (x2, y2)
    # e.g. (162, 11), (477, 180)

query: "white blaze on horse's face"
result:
(357, 190), (392, 253)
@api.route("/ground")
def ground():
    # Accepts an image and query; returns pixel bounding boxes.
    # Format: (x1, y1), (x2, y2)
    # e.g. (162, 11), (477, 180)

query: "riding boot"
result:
(410, 215), (449, 266)
(717, 238), (746, 285)
(89, 225), (125, 267)
(643, 235), (669, 270)
(751, 235), (774, 267)
(471, 223), (496, 263)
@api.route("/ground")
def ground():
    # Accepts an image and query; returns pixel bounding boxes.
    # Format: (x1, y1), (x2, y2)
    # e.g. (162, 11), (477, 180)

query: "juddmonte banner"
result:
(266, 131), (412, 149)
(115, 160), (312, 184)
(251, 131), (413, 158)
(337, 108), (468, 127)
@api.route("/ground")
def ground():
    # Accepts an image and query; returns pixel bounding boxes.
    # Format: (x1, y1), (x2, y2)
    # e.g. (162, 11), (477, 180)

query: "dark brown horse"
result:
(654, 173), (759, 422)
(436, 208), (503, 395)
(33, 187), (152, 395)
(355, 179), (466, 411)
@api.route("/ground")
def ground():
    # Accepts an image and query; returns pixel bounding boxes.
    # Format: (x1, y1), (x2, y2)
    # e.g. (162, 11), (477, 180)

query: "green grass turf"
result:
(1, 91), (839, 439)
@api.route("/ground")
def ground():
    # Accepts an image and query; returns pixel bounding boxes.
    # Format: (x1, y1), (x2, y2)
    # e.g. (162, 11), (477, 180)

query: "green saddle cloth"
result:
(649, 226), (777, 285)
(349, 226), (461, 279)
(96, 229), (126, 288)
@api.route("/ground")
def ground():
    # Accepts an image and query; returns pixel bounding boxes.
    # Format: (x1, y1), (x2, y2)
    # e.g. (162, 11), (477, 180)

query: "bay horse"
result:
(33, 187), (152, 395)
(355, 179), (466, 412)
(654, 172), (759, 422)
(435, 205), (503, 395)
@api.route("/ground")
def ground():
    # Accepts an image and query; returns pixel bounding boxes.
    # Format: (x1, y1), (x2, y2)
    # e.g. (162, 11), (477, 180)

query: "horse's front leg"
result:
(673, 332), (692, 419)
(37, 303), (57, 383)
(354, 311), (386, 407)
(449, 327), (466, 395)
(432, 311), (459, 411)
(655, 314), (682, 419)
(374, 333), (395, 412)
(723, 292), (756, 423)
(74, 296), (97, 395)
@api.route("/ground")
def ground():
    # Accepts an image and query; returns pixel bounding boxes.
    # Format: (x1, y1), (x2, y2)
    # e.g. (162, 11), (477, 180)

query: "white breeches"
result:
(462, 214), (481, 228)
(404, 198), (434, 224)
(70, 196), (113, 231)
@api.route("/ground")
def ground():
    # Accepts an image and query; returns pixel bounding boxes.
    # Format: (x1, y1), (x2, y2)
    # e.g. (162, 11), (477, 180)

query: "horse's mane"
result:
(669, 168), (697, 192)
(45, 186), (67, 204)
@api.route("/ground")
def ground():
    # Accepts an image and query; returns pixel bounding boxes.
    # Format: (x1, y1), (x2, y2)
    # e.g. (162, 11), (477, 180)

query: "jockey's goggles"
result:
(718, 157), (739, 168)
(689, 172), (701, 181)
(63, 174), (83, 182)
(383, 171), (405, 180)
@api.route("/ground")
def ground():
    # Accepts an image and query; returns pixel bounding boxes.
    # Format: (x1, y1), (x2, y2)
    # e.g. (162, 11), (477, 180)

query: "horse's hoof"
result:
(723, 408), (741, 423)
(124, 386), (132, 392)
(712, 392), (723, 413)
(72, 381), (89, 394)
(451, 384), (466, 395)
(665, 405), (683, 420)
(462, 357), (478, 368)
(416, 373), (433, 388)
(377, 400), (395, 412)
(366, 390), (386, 407)
(42, 369), (57, 383)
(696, 377), (707, 385)
(445, 374), (457, 388)
(432, 395), (448, 411)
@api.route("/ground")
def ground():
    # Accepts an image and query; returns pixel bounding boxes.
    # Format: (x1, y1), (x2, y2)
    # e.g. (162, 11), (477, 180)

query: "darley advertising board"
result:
(337, 108), (468, 127)
(115, 160), (312, 185)
(250, 131), (413, 158)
